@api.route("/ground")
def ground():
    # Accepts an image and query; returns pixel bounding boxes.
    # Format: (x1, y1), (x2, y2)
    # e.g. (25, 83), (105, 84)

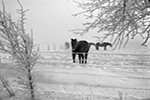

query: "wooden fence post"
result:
(47, 45), (50, 51)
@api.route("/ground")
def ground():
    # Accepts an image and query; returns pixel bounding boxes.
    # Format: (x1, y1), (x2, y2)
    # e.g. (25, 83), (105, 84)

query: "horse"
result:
(71, 39), (94, 64)
(95, 42), (112, 50)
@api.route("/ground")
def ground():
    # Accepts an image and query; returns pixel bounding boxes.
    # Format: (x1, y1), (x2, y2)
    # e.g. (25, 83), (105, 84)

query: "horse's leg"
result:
(85, 53), (88, 63)
(104, 46), (107, 50)
(72, 53), (76, 63)
(96, 45), (99, 50)
(78, 54), (82, 64)
(81, 54), (84, 63)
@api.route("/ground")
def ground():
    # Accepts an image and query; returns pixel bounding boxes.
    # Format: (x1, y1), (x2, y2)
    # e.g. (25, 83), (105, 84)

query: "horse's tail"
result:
(85, 42), (94, 52)
(88, 42), (95, 47)
(88, 43), (96, 50)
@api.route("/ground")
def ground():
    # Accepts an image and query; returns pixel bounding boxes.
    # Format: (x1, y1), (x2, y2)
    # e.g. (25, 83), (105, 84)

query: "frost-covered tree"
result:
(0, 0), (38, 99)
(71, 0), (150, 49)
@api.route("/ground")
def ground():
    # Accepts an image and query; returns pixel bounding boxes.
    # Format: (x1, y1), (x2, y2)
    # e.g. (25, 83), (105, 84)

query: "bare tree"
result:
(71, 0), (150, 49)
(0, 0), (38, 99)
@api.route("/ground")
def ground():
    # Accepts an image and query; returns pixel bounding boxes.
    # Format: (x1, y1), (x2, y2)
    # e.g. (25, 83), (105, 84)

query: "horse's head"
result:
(71, 38), (77, 50)
(110, 44), (113, 47)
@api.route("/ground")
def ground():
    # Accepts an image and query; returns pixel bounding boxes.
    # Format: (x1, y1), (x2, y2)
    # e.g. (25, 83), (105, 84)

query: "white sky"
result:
(0, 0), (149, 47)
(0, 0), (100, 46)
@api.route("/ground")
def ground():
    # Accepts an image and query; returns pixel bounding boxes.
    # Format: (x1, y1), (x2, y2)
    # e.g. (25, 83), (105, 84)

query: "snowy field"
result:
(0, 45), (150, 100)
(33, 45), (150, 100)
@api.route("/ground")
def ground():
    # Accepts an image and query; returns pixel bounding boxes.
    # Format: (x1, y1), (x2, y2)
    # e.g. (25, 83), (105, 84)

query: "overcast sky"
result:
(0, 0), (149, 49)
(0, 0), (100, 46)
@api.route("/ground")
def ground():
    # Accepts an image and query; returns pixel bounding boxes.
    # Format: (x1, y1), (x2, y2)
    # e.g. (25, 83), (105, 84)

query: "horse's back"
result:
(78, 41), (88, 45)
(74, 41), (89, 52)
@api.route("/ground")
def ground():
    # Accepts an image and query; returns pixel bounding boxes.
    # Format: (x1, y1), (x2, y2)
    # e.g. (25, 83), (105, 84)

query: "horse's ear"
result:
(71, 38), (77, 41)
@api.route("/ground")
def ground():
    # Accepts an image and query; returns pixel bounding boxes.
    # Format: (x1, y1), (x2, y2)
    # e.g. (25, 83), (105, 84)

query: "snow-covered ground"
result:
(0, 45), (150, 100)
(32, 45), (150, 100)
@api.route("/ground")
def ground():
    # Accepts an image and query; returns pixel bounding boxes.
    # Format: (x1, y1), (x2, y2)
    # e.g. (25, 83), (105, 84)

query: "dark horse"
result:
(95, 42), (112, 50)
(71, 39), (95, 64)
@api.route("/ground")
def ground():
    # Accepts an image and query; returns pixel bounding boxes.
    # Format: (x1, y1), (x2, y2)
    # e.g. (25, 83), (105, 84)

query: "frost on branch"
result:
(71, 0), (150, 48)
(0, 0), (39, 99)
